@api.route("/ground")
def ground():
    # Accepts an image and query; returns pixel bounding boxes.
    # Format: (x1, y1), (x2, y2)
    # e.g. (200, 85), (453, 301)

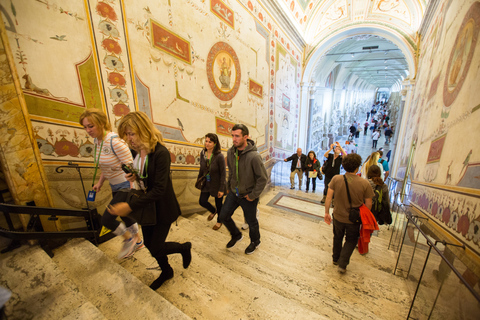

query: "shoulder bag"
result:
(111, 189), (157, 226)
(195, 152), (211, 190)
(344, 175), (362, 224)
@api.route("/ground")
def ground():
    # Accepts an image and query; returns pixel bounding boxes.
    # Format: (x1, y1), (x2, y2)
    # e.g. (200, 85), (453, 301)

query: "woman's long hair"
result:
(307, 150), (317, 162)
(204, 133), (221, 154)
(367, 164), (384, 186)
(363, 152), (380, 176)
(79, 108), (111, 139)
(117, 112), (165, 152)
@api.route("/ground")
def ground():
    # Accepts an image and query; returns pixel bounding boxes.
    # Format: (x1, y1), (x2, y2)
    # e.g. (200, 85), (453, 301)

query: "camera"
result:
(121, 163), (134, 174)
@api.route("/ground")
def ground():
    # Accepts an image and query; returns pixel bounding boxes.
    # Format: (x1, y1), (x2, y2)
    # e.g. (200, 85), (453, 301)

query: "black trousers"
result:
(332, 219), (361, 269)
(142, 221), (183, 269)
(199, 191), (224, 223)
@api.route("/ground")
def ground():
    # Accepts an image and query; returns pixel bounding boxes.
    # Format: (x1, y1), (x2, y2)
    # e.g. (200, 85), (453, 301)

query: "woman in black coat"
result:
(198, 133), (226, 230)
(108, 111), (191, 290)
(304, 150), (321, 193)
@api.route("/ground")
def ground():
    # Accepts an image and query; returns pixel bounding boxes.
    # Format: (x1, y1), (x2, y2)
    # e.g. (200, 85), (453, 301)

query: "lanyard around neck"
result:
(136, 154), (149, 179)
(235, 149), (240, 183)
(92, 139), (104, 186)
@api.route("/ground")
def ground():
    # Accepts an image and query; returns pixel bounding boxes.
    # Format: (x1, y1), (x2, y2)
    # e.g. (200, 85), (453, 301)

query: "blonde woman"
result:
(79, 108), (142, 259)
(361, 152), (383, 179)
(108, 112), (192, 290)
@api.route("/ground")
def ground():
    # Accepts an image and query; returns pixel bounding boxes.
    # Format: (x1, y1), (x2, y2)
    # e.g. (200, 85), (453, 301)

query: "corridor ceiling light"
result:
(385, 66), (388, 69)
(385, 51), (388, 55)
(384, 59), (387, 63)
(351, 53), (354, 57)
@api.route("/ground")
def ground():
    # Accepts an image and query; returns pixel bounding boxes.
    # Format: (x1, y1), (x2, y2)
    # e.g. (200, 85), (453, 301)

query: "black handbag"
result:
(126, 189), (157, 226)
(111, 189), (157, 226)
(344, 175), (361, 224)
(195, 154), (211, 190)
(195, 175), (206, 190)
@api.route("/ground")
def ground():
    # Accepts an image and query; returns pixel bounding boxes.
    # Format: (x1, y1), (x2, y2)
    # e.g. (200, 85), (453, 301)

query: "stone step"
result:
(97, 199), (409, 320)
(98, 230), (328, 320)
(51, 238), (191, 320)
(0, 245), (106, 320)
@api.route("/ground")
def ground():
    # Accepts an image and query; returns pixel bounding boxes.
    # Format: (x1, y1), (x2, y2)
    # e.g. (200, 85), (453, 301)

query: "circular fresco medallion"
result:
(206, 42), (241, 101)
(443, 2), (480, 108)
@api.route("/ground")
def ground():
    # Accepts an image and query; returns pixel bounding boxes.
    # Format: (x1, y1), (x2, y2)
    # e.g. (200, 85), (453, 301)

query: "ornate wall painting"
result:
(426, 134), (446, 164)
(206, 42), (241, 101)
(211, 0), (234, 29)
(282, 94), (290, 111)
(248, 78), (263, 98)
(443, 2), (480, 112)
(457, 162), (480, 189)
(151, 19), (191, 64)
(409, 184), (480, 255)
(216, 117), (235, 137)
(134, 73), (187, 142)
(23, 53), (102, 125)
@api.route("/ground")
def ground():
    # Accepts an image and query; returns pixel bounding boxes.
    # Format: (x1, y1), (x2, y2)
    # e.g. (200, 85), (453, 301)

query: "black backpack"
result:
(372, 185), (392, 225)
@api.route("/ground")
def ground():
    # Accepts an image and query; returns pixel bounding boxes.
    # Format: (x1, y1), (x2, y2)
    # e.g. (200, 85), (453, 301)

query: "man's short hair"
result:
(342, 154), (362, 173)
(377, 150), (383, 157)
(232, 124), (249, 137)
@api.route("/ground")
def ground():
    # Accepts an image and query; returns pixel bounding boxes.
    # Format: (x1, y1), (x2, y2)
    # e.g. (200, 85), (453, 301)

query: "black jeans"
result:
(323, 174), (335, 196)
(306, 177), (316, 190)
(332, 219), (361, 269)
(219, 193), (260, 243)
(372, 139), (378, 148)
(199, 191), (224, 223)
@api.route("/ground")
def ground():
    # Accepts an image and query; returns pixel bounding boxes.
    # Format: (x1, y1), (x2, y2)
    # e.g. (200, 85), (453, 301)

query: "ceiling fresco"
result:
(277, 0), (428, 35)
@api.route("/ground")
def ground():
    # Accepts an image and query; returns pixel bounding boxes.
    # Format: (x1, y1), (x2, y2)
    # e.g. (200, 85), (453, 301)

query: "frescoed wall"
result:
(394, 0), (480, 254)
(0, 0), (302, 210)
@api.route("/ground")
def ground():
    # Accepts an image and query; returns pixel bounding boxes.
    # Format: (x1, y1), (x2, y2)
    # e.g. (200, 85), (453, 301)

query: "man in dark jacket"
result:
(284, 148), (307, 190)
(219, 124), (268, 255)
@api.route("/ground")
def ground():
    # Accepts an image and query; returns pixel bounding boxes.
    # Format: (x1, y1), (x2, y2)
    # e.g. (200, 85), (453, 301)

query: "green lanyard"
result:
(92, 139), (104, 187)
(205, 151), (213, 174)
(135, 155), (149, 179)
(235, 149), (240, 183)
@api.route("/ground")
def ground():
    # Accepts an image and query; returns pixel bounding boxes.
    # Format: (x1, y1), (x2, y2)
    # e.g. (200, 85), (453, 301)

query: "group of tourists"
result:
(283, 138), (392, 273)
(80, 109), (267, 290)
(81, 105), (393, 291)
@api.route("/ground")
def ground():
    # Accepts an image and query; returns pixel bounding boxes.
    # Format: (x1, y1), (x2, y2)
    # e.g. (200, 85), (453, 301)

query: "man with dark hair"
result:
(284, 148), (307, 189)
(219, 124), (268, 254)
(324, 154), (374, 274)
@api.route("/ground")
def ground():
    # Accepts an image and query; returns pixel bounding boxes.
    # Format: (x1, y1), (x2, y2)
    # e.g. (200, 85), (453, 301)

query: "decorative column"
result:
(0, 16), (57, 231)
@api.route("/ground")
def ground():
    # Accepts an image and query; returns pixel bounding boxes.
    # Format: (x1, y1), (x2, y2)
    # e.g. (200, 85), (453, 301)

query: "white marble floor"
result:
(99, 184), (413, 320)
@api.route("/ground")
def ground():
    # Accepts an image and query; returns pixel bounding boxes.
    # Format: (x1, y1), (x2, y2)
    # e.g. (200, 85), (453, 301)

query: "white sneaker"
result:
(118, 237), (136, 259)
(241, 223), (249, 230)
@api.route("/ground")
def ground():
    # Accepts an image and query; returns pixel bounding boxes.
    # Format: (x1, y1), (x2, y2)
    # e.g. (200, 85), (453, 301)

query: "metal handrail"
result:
(396, 210), (480, 318)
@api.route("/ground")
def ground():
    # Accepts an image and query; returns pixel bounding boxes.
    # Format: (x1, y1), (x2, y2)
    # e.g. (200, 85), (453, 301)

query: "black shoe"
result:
(226, 233), (243, 248)
(245, 241), (261, 254)
(149, 267), (174, 290)
(305, 190), (309, 193)
(181, 242), (192, 269)
(290, 187), (295, 189)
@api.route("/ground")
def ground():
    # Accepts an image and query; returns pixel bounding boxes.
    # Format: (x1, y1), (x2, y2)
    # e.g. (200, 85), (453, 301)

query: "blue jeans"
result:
(219, 192), (260, 243)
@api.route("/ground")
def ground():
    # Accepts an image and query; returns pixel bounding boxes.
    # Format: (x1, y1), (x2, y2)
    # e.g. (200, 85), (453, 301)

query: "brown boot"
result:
(320, 195), (326, 204)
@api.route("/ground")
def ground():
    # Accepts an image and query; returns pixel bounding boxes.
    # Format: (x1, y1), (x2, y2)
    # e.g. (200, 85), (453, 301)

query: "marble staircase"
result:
(0, 188), (412, 319)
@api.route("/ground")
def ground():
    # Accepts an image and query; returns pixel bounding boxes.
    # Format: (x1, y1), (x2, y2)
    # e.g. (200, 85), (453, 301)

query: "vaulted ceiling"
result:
(263, 0), (428, 89)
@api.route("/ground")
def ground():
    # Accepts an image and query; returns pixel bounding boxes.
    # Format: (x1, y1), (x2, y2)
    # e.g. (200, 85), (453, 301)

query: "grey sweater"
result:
(226, 139), (267, 200)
